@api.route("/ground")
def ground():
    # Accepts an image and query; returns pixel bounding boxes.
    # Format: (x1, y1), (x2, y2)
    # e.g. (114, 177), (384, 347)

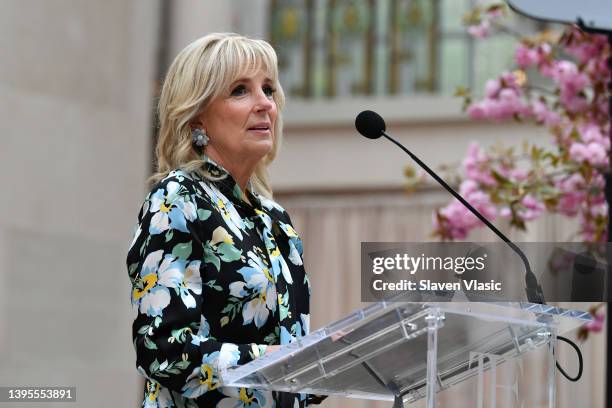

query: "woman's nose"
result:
(255, 91), (274, 112)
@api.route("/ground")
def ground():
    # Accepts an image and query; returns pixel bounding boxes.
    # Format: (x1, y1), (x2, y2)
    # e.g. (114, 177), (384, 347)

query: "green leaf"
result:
(203, 244), (220, 271)
(232, 184), (244, 201)
(150, 359), (160, 373)
(172, 241), (193, 260)
(137, 324), (150, 335)
(171, 328), (187, 343)
(205, 280), (223, 292)
(264, 332), (278, 344)
(128, 262), (139, 276)
(491, 170), (511, 186)
(197, 209), (212, 221)
(539, 185), (560, 198)
(144, 336), (158, 350)
(165, 229), (174, 242)
(139, 235), (151, 256)
(279, 304), (290, 321)
(454, 85), (470, 98)
(569, 128), (580, 141)
(175, 360), (190, 370)
(154, 316), (162, 328)
(217, 242), (242, 262)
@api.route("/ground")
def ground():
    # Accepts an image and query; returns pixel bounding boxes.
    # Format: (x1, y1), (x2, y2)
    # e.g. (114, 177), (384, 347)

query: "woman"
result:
(127, 33), (322, 407)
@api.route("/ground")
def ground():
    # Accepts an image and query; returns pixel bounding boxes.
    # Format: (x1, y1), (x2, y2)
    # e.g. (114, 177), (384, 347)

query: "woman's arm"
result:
(127, 176), (267, 399)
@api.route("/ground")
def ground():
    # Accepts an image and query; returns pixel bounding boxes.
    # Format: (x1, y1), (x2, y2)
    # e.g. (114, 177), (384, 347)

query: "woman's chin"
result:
(245, 138), (273, 158)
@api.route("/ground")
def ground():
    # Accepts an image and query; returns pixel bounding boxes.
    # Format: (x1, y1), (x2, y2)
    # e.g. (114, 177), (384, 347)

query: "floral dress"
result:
(127, 159), (312, 408)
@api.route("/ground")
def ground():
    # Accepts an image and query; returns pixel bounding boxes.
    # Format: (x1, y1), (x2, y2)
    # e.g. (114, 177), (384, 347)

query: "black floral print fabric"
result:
(127, 158), (311, 407)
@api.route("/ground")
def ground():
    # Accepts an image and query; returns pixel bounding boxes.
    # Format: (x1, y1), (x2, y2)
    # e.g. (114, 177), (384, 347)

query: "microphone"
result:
(355, 110), (386, 139)
(355, 110), (546, 304)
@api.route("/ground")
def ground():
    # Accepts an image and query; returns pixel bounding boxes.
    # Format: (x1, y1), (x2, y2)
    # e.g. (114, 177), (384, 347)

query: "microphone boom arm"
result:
(382, 131), (546, 304)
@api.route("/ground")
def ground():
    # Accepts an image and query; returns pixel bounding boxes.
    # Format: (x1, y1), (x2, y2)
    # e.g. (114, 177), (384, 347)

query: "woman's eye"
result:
(263, 85), (276, 98)
(230, 85), (247, 96)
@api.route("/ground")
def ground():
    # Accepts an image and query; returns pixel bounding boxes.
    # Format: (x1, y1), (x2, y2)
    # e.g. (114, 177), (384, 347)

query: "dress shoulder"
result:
(257, 194), (292, 223)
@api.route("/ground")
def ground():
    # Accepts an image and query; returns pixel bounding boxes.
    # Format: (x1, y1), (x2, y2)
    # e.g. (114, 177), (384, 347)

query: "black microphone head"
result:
(355, 110), (386, 139)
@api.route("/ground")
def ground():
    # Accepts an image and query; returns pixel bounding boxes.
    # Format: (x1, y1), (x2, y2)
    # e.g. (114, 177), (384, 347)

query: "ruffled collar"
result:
(200, 155), (261, 209)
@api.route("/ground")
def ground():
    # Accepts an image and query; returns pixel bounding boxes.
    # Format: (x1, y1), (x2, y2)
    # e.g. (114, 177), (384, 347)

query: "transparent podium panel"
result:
(221, 298), (591, 407)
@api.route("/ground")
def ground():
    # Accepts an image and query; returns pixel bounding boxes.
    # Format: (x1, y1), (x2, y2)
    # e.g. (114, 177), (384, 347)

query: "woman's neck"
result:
(205, 148), (258, 197)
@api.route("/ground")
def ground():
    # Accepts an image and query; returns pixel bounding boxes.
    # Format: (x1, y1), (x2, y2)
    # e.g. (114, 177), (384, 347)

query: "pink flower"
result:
(590, 203), (607, 218)
(586, 57), (610, 79)
(467, 71), (531, 122)
(585, 311), (605, 333)
(518, 194), (545, 221)
(534, 43), (552, 66)
(470, 96), (528, 122)
(467, 103), (487, 119)
(588, 143), (606, 166)
(553, 61), (588, 89)
(556, 174), (586, 216)
(515, 44), (538, 68)
(499, 88), (529, 115)
(559, 92), (588, 113)
(464, 190), (497, 221)
(459, 179), (479, 195)
(500, 207), (512, 218)
(435, 177), (498, 239)
(565, 30), (608, 65)
(580, 124), (610, 150)
(484, 79), (501, 98)
(557, 173), (584, 190)
(532, 100), (561, 127)
(569, 142), (589, 162)
(436, 201), (471, 239)
(463, 143), (497, 186)
(500, 71), (521, 90)
(545, 60), (590, 112)
(452, 22), (610, 245)
(510, 168), (528, 182)
(580, 208), (607, 242)
(539, 63), (555, 78)
(499, 195), (545, 223)
(468, 20), (491, 39)
(569, 142), (608, 166)
(557, 192), (585, 217)
(437, 191), (497, 239)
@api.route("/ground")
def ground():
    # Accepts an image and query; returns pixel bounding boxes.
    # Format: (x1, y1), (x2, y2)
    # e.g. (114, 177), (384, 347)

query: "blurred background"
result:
(0, 0), (605, 406)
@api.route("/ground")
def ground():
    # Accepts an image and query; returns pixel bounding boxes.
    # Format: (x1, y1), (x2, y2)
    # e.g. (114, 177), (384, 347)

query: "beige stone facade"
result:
(0, 1), (604, 407)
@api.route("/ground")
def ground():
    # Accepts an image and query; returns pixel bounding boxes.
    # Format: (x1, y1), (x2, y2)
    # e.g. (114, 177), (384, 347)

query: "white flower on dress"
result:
(132, 251), (199, 316)
(237, 251), (277, 328)
(149, 181), (197, 234)
(216, 387), (273, 408)
(200, 181), (245, 240)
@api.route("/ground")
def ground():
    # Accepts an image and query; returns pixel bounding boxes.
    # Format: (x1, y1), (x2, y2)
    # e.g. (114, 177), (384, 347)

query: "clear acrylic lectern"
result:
(222, 296), (591, 407)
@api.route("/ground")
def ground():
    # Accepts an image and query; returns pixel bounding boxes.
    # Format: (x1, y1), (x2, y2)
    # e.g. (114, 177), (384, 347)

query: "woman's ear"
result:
(189, 112), (205, 131)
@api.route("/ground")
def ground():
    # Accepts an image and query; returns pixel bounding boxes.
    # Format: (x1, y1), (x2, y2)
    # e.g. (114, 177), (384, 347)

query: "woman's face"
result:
(199, 68), (278, 167)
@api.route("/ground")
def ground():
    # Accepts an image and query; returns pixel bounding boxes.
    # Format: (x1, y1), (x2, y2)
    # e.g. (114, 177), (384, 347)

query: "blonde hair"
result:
(150, 32), (285, 198)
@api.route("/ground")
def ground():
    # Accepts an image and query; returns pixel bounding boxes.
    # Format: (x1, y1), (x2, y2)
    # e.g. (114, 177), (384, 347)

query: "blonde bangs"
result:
(209, 37), (283, 108)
